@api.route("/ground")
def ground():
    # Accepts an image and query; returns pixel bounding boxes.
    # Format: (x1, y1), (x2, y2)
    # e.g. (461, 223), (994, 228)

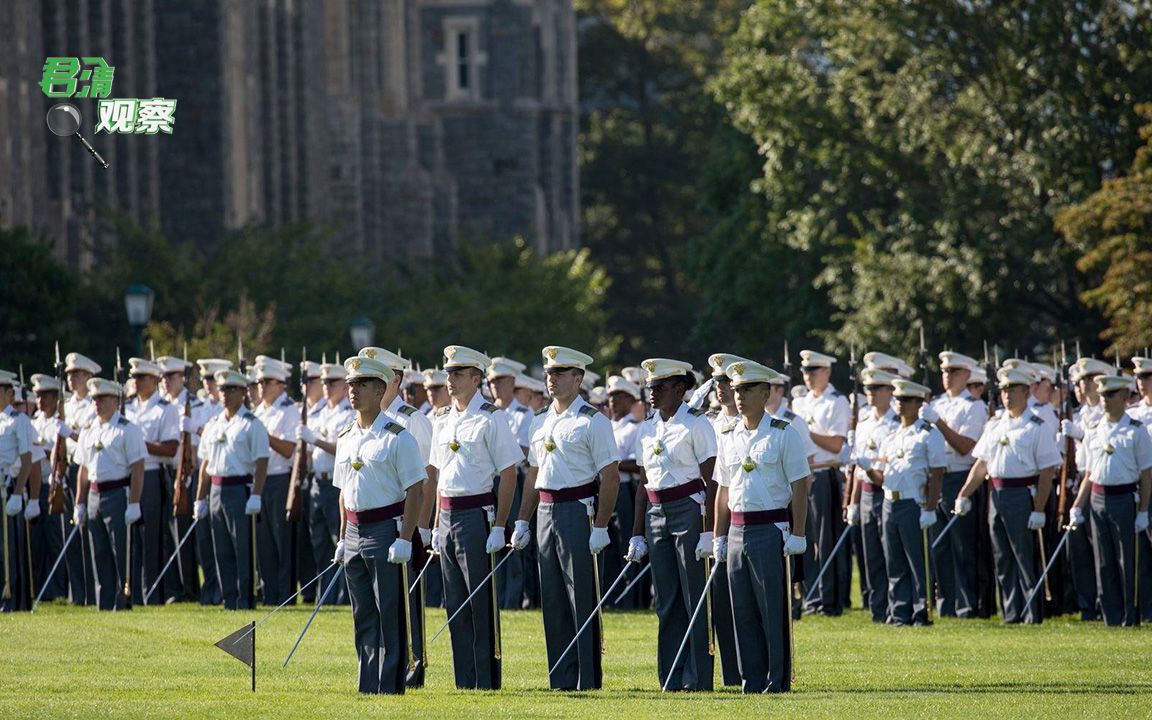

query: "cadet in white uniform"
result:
(1128, 356), (1152, 621)
(1, 370), (36, 610)
(188, 358), (231, 605)
(29, 374), (71, 602)
(63, 352), (101, 605)
(487, 356), (533, 610)
(251, 357), (299, 605)
(606, 374), (645, 610)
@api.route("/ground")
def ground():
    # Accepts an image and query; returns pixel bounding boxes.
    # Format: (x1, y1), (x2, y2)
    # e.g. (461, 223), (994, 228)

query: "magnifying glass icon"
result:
(46, 103), (109, 169)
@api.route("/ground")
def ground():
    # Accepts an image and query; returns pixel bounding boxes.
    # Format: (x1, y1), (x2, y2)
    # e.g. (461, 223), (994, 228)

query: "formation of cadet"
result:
(5, 340), (1152, 694)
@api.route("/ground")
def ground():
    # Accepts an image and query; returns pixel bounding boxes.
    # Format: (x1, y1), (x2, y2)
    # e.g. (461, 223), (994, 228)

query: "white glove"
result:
(712, 535), (728, 563)
(245, 494), (262, 515)
(854, 455), (872, 472)
(179, 416), (194, 434)
(1061, 419), (1084, 440)
(74, 503), (88, 527)
(846, 430), (857, 449)
(125, 502), (142, 525)
(1027, 511), (1046, 530)
(918, 404), (940, 424)
(24, 499), (41, 521)
(5, 493), (23, 516)
(589, 525), (611, 554)
(687, 377), (716, 410)
(695, 531), (714, 560)
(333, 539), (346, 564)
(846, 503), (860, 527)
(919, 509), (936, 530)
(510, 519), (531, 550)
(295, 424), (318, 445)
(418, 526), (432, 546)
(388, 538), (412, 564)
(783, 533), (807, 556)
(625, 535), (648, 562)
(954, 495), (972, 517)
(1069, 506), (1086, 530)
(431, 527), (443, 554)
(485, 526), (506, 553)
(194, 499), (209, 521)
(58, 423), (73, 439)
(1135, 511), (1149, 533)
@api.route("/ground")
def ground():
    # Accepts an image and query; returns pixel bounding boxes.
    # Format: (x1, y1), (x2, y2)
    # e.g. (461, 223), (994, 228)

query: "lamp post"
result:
(348, 316), (375, 352)
(124, 283), (154, 357)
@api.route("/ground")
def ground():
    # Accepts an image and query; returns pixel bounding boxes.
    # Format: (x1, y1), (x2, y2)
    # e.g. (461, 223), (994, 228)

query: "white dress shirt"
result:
(333, 411), (425, 511)
(528, 396), (620, 490)
(972, 409), (1062, 478)
(311, 398), (354, 476)
(930, 389), (987, 472)
(385, 395), (434, 467)
(429, 392), (523, 497)
(74, 411), (147, 481)
(254, 390), (299, 476)
(716, 415), (810, 514)
(792, 384), (850, 466)
(126, 392), (180, 471)
(200, 409), (270, 478)
(877, 420), (947, 500)
(634, 402), (716, 491)
(1084, 414), (1152, 485)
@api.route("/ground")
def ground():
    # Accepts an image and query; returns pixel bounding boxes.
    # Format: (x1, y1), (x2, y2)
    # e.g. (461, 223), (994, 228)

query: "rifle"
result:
(47, 343), (68, 514)
(782, 340), (792, 393)
(844, 345), (860, 513)
(918, 326), (930, 388)
(237, 336), (258, 607)
(983, 342), (999, 419)
(173, 343), (195, 517)
(1056, 342), (1076, 523)
(285, 348), (308, 523)
(114, 348), (125, 414)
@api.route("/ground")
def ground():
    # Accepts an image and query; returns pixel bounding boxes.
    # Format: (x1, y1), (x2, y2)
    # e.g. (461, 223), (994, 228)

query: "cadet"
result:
(193, 369), (269, 610)
(190, 358), (232, 605)
(30, 374), (71, 602)
(73, 378), (146, 611)
(63, 352), (101, 605)
(487, 356), (533, 610)
(923, 351), (987, 618)
(424, 368), (450, 418)
(846, 368), (901, 622)
(792, 350), (850, 615)
(1067, 374), (1152, 626)
(512, 346), (621, 691)
(712, 361), (810, 693)
(251, 356), (298, 604)
(1, 370), (35, 610)
(125, 357), (180, 604)
(332, 355), (425, 695)
(429, 346), (523, 689)
(1129, 356), (1152, 621)
(955, 367), (1061, 624)
(156, 355), (201, 602)
(606, 374), (645, 610)
(868, 379), (945, 626)
(295, 361), (354, 603)
(626, 358), (716, 691)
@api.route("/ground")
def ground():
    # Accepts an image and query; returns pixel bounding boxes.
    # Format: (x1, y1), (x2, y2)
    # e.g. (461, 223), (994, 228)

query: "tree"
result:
(1058, 103), (1152, 355)
(0, 226), (77, 373)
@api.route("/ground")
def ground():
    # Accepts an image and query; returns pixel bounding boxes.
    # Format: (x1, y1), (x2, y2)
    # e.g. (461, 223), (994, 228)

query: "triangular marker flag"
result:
(215, 621), (256, 691)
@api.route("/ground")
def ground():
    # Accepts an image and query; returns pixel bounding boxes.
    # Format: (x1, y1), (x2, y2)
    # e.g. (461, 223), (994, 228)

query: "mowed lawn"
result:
(2, 602), (1150, 718)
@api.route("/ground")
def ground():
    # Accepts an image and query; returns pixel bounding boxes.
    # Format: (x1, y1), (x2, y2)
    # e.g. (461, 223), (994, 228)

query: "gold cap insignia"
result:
(445, 347), (457, 359)
(642, 360), (656, 372)
(545, 347), (558, 360)
(731, 363), (745, 376)
(350, 358), (362, 371)
(363, 349), (376, 359)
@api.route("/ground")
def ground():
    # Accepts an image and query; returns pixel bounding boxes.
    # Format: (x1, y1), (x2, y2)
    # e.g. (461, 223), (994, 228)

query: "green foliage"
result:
(0, 226), (76, 372)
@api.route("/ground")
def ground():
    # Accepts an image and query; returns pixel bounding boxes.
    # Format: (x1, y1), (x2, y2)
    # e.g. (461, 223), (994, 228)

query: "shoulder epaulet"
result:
(191, 399), (204, 408)
(117, 416), (130, 425)
(435, 406), (451, 417)
(783, 409), (797, 420)
(514, 405), (530, 413)
(770, 417), (789, 430)
(706, 409), (718, 419)
(279, 397), (294, 408)
(916, 420), (933, 432)
(338, 422), (354, 438)
(578, 405), (599, 417)
(1130, 418), (1143, 428)
(384, 421), (404, 435)
(720, 422), (735, 434)
(158, 398), (170, 406)
(242, 410), (256, 421)
(829, 389), (842, 397)
(399, 404), (417, 417)
(688, 407), (706, 417)
(1029, 415), (1044, 425)
(535, 407), (548, 416)
(966, 395), (980, 402)
(480, 402), (498, 414)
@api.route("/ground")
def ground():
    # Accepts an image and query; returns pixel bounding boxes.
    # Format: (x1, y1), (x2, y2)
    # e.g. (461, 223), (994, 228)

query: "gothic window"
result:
(444, 17), (481, 101)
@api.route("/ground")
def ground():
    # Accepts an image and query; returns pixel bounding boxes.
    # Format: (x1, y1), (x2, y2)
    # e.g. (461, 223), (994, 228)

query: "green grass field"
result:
(3, 602), (1150, 718)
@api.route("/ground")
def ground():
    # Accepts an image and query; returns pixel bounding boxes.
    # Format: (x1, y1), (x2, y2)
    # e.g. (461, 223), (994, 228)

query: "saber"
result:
(1036, 529), (1052, 602)
(282, 564), (345, 668)
(121, 518), (133, 608)
(430, 550), (515, 643)
(1023, 527), (1071, 609)
(143, 517), (199, 604)
(400, 560), (416, 674)
(232, 562), (336, 644)
(408, 550), (436, 595)
(2, 485), (11, 602)
(802, 526), (851, 603)
(615, 560), (651, 603)
(662, 561), (722, 692)
(931, 513), (961, 550)
(33, 524), (80, 610)
(549, 561), (635, 677)
(786, 553), (795, 683)
(922, 526), (933, 621)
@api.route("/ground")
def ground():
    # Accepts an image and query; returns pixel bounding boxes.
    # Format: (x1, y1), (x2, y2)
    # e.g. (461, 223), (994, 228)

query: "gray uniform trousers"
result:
(345, 517), (407, 694)
(603, 477), (634, 608)
(1067, 477), (1099, 619)
(87, 484), (129, 610)
(440, 506), (499, 689)
(133, 468), (165, 604)
(195, 508), (221, 604)
(803, 468), (843, 614)
(647, 495), (712, 691)
(859, 485), (888, 622)
(1139, 523), (1152, 622)
(34, 479), (69, 601)
(538, 498), (602, 690)
(209, 482), (253, 610)
(296, 486), (316, 602)
(308, 474), (347, 603)
(1, 478), (32, 611)
(65, 464), (95, 605)
(711, 558), (740, 685)
(156, 466), (191, 601)
(256, 472), (292, 604)
(1089, 490), (1138, 626)
(495, 469), (525, 609)
(989, 486), (1041, 623)
(728, 521), (791, 693)
(881, 497), (928, 625)
(931, 471), (978, 617)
